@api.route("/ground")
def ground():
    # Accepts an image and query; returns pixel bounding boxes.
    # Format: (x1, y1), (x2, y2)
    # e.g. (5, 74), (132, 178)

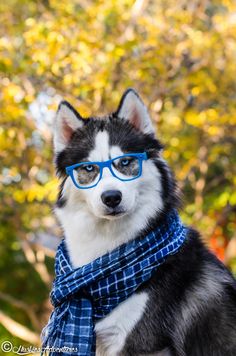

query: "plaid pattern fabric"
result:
(41, 210), (187, 355)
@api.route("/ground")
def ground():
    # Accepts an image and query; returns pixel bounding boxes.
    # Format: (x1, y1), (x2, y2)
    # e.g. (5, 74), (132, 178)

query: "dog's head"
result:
(54, 89), (178, 224)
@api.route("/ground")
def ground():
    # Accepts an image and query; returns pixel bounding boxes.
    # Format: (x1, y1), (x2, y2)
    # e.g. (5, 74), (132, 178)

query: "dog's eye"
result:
(84, 165), (94, 172)
(121, 159), (130, 167)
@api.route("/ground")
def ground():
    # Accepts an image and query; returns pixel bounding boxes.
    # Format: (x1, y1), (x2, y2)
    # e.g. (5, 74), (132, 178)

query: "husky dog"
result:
(53, 89), (236, 356)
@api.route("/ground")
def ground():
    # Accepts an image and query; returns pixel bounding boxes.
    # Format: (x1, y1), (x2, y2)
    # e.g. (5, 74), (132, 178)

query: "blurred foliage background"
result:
(0, 0), (236, 353)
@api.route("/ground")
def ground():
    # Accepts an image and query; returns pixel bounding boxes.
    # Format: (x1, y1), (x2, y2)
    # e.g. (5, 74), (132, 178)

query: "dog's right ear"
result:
(54, 101), (85, 153)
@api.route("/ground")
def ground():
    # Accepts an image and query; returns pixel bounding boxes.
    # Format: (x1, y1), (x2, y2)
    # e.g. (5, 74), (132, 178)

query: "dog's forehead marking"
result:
(88, 131), (110, 161)
(88, 131), (124, 162)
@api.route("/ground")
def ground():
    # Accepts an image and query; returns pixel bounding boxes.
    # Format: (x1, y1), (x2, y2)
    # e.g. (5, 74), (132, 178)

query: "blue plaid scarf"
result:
(41, 210), (186, 355)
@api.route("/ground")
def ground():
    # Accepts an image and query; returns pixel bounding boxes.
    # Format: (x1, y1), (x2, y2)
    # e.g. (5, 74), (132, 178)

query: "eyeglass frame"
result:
(65, 152), (148, 189)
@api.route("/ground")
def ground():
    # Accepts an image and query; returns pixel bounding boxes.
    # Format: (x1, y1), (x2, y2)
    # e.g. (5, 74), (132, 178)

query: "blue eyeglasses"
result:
(65, 152), (148, 189)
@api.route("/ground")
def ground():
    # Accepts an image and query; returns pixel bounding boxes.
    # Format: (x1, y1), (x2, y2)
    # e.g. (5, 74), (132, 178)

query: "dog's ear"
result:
(116, 88), (154, 135)
(54, 101), (85, 153)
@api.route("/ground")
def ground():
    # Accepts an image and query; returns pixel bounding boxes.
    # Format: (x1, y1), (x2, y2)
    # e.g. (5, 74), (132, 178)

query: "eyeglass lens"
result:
(111, 156), (140, 179)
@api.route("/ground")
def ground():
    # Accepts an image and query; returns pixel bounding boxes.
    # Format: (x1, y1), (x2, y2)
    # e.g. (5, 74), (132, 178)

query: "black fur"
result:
(55, 178), (67, 208)
(123, 229), (236, 356)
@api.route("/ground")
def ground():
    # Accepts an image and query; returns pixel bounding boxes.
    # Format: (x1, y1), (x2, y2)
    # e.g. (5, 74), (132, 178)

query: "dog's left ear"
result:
(116, 88), (155, 135)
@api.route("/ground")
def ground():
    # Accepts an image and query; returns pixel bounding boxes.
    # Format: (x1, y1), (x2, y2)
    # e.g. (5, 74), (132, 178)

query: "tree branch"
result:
(0, 291), (41, 331)
(0, 310), (40, 345)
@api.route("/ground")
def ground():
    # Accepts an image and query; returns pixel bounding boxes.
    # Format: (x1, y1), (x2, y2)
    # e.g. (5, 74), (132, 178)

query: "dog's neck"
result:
(55, 200), (159, 268)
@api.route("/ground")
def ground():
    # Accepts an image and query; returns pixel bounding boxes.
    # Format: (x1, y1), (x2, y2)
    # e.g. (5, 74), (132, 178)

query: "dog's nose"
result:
(101, 190), (122, 208)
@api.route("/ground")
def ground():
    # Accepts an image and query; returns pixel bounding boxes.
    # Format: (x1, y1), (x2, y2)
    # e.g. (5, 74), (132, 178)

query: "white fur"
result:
(88, 131), (110, 162)
(95, 292), (149, 355)
(117, 90), (154, 135)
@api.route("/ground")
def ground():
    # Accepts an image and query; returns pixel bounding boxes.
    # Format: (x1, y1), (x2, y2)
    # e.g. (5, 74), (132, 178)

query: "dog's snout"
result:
(101, 190), (122, 208)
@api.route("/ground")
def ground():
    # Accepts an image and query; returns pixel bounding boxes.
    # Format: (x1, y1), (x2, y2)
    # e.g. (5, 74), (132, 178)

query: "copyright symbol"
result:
(1, 341), (13, 353)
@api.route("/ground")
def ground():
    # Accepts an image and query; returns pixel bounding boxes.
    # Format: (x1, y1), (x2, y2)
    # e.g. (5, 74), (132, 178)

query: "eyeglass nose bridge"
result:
(98, 160), (114, 181)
